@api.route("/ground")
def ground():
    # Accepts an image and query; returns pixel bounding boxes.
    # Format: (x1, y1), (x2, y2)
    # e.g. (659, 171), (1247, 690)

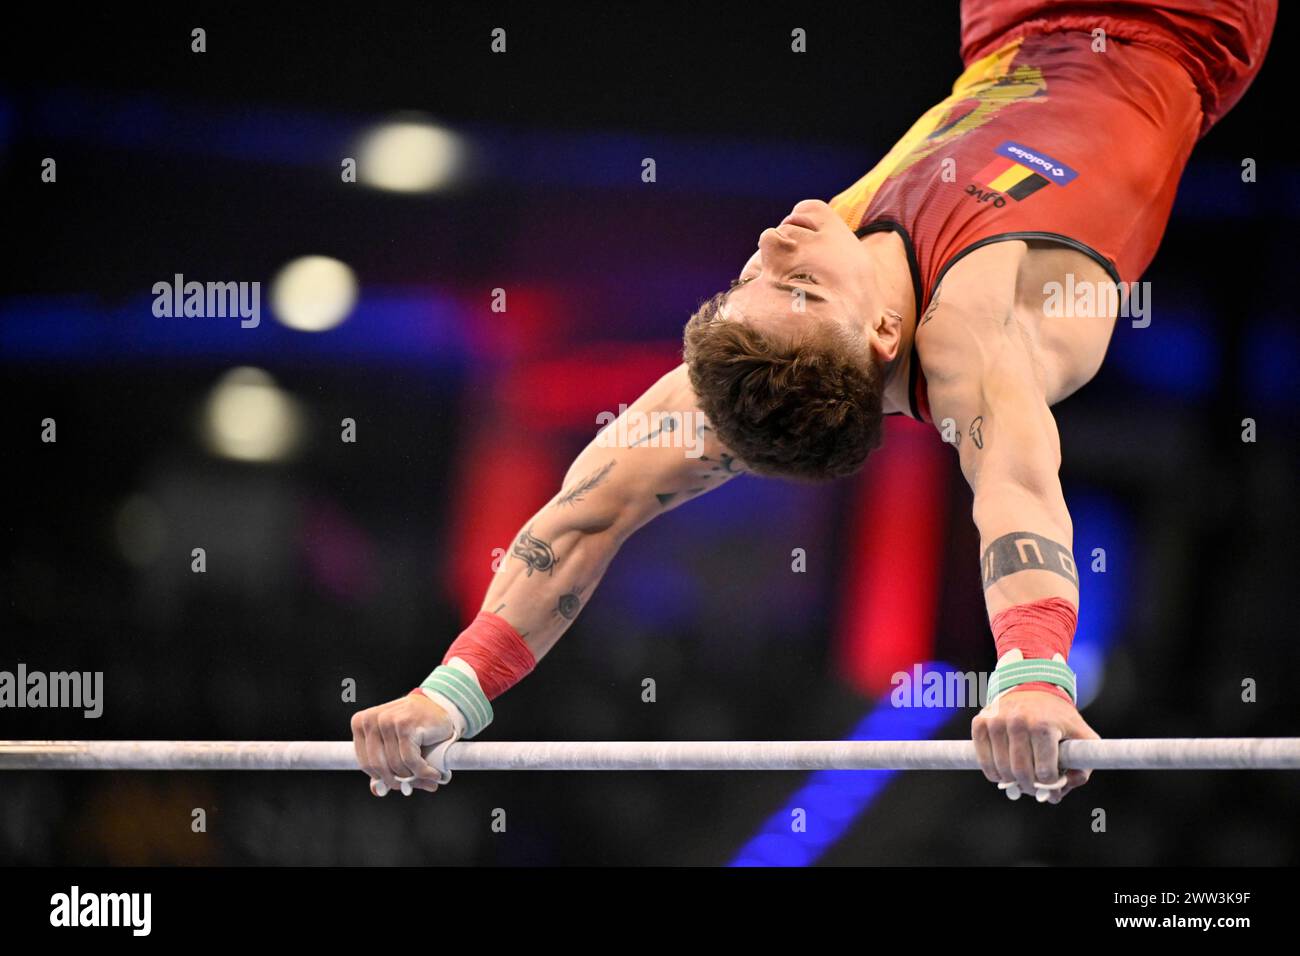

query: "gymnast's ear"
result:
(868, 308), (904, 363)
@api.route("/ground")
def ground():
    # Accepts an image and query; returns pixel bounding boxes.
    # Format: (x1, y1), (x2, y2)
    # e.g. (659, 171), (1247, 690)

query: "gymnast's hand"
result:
(351, 693), (456, 796)
(971, 690), (1100, 805)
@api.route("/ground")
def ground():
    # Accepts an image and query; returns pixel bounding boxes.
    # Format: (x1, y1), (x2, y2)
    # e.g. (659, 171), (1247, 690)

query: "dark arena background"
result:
(1, 0), (1297, 888)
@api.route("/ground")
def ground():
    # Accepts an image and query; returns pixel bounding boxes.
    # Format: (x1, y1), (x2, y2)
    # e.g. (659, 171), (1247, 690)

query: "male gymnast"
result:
(352, 0), (1276, 803)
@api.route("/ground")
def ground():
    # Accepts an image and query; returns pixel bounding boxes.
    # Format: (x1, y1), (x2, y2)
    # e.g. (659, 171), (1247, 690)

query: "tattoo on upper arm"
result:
(556, 460), (616, 507)
(491, 603), (506, 614)
(969, 416), (984, 449)
(980, 531), (1077, 590)
(629, 415), (678, 447)
(920, 283), (943, 326)
(510, 527), (557, 576)
(651, 435), (747, 509)
(690, 453), (747, 484)
(654, 484), (714, 508)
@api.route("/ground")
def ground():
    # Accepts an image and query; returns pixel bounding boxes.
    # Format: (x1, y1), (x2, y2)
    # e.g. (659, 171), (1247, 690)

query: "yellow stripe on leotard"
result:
(829, 38), (1045, 229)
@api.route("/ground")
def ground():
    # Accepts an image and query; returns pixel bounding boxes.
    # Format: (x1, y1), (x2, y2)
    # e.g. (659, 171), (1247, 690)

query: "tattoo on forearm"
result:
(969, 416), (984, 449)
(510, 527), (557, 576)
(555, 460), (616, 507)
(980, 531), (1077, 590)
(491, 603), (506, 614)
(553, 585), (587, 621)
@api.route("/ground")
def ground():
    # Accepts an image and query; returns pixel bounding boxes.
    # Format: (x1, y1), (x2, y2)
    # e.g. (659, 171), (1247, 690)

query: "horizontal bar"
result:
(1, 739), (1298, 771)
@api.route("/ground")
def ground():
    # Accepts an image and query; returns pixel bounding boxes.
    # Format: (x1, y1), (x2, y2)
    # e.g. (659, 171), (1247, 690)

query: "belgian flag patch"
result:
(975, 141), (1078, 202)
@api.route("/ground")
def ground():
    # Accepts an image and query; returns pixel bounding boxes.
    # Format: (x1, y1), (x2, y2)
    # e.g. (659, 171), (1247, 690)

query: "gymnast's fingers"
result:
(971, 717), (1000, 783)
(1029, 721), (1064, 787)
(359, 713), (400, 796)
(987, 716), (1015, 784)
(1056, 715), (1102, 799)
(350, 708), (381, 785)
(1006, 715), (1039, 793)
(389, 722), (443, 794)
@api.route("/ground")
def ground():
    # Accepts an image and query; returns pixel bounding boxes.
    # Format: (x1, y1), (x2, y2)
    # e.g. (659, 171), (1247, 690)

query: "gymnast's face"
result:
(726, 199), (885, 347)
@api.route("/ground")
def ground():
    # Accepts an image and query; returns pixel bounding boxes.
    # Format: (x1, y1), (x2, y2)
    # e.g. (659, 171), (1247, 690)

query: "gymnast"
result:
(351, 0), (1276, 803)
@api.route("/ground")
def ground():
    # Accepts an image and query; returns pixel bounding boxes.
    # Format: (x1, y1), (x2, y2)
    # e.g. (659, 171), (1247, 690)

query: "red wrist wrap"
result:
(440, 611), (537, 700)
(990, 597), (1078, 703)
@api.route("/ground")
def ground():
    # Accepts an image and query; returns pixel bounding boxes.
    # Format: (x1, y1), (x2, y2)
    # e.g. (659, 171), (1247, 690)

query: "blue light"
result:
(1064, 491), (1131, 708)
(730, 667), (960, 867)
(1244, 321), (1300, 407)
(0, 289), (471, 367)
(24, 89), (869, 196)
(1110, 312), (1216, 398)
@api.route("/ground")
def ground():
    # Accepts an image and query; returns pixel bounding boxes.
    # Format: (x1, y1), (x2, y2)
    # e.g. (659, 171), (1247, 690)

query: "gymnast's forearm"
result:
(406, 500), (633, 743)
(351, 487), (642, 790)
(936, 356), (1078, 615)
(925, 336), (1083, 692)
(480, 516), (625, 662)
(923, 322), (1078, 621)
(966, 400), (1082, 705)
(420, 364), (733, 734)
(971, 459), (1077, 616)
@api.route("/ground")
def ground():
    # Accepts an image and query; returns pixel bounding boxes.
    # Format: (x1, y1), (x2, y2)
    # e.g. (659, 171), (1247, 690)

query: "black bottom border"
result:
(3, 865), (1292, 941)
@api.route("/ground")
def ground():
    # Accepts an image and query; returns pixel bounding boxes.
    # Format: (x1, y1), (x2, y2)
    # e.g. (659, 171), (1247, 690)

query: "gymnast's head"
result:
(683, 199), (902, 481)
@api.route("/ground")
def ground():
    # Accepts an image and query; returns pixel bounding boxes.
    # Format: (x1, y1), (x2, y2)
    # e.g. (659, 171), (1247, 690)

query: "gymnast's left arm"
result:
(921, 315), (1100, 804)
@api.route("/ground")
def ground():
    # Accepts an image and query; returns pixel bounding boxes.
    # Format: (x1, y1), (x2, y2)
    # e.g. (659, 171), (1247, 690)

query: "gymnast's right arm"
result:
(350, 363), (746, 795)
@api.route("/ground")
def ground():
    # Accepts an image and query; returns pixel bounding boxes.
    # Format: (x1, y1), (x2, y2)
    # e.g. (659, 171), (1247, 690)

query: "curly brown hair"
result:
(682, 289), (884, 481)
